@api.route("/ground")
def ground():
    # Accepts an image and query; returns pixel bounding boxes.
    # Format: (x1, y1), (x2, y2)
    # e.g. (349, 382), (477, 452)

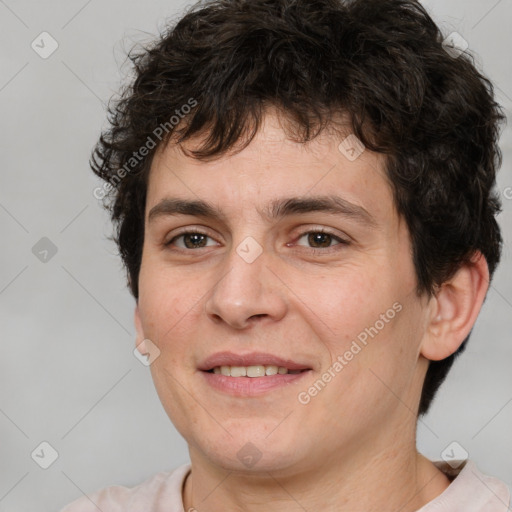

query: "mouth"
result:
(206, 365), (307, 377)
(198, 351), (312, 374)
(199, 351), (312, 396)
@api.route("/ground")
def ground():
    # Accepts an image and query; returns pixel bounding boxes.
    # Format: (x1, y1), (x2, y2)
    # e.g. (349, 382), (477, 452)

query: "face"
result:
(135, 111), (432, 474)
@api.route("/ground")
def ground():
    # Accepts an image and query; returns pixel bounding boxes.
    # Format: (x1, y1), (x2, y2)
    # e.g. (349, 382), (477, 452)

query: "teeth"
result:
(211, 365), (301, 377)
(230, 366), (247, 377)
(265, 365), (278, 376)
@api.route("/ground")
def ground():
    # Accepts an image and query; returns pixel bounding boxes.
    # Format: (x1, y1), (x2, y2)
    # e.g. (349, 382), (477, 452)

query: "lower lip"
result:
(200, 370), (312, 396)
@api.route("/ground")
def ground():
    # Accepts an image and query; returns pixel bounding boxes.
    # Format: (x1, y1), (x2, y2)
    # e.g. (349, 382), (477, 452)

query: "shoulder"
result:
(424, 460), (511, 511)
(59, 463), (191, 512)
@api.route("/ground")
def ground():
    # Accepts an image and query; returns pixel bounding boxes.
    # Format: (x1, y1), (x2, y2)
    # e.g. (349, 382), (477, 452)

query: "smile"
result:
(208, 365), (306, 377)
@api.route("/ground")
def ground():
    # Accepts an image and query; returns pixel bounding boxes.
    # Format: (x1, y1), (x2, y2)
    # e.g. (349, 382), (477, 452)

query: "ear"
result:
(134, 304), (148, 355)
(421, 251), (490, 361)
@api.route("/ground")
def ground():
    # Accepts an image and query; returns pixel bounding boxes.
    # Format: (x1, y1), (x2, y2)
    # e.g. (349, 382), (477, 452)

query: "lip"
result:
(201, 370), (312, 396)
(198, 351), (313, 397)
(198, 351), (312, 372)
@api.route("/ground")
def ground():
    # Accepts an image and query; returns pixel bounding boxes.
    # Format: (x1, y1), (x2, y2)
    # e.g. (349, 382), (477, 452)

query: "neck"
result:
(182, 442), (451, 511)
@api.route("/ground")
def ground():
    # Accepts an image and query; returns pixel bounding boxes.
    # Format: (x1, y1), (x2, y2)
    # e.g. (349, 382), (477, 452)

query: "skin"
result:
(134, 109), (489, 511)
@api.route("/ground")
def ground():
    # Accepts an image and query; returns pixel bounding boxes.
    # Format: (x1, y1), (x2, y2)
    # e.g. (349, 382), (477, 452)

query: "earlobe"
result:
(420, 251), (489, 361)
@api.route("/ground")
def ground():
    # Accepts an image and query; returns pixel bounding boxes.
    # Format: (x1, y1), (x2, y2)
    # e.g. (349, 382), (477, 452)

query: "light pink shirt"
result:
(60, 460), (511, 511)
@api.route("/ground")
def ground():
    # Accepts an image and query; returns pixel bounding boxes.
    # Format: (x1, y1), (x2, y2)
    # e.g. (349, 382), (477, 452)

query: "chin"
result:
(190, 426), (303, 473)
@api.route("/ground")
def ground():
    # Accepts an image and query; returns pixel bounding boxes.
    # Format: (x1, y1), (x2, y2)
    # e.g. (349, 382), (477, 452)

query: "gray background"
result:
(0, 0), (511, 510)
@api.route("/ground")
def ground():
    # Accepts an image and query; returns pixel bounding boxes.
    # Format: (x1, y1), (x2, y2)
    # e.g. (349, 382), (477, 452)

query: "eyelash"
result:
(164, 228), (350, 253)
(293, 229), (350, 253)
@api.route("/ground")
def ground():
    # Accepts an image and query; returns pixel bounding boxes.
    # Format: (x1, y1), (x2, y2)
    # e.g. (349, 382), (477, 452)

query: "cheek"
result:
(138, 261), (199, 348)
(295, 266), (415, 389)
(296, 268), (395, 342)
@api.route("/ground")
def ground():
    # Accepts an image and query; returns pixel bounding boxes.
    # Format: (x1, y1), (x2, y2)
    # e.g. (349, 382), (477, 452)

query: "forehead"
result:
(146, 112), (397, 227)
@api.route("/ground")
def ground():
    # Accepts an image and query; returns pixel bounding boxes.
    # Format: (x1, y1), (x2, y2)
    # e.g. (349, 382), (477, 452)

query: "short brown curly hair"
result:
(91, 0), (505, 416)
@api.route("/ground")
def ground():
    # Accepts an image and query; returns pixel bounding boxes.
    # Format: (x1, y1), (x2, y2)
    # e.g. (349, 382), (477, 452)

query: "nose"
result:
(204, 241), (288, 330)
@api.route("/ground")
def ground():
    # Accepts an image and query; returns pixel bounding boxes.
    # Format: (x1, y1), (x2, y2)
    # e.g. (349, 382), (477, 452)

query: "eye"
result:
(165, 231), (218, 249)
(295, 230), (349, 250)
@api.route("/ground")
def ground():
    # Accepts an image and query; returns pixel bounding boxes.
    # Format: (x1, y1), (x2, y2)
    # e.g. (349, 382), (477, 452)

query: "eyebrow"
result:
(147, 195), (378, 228)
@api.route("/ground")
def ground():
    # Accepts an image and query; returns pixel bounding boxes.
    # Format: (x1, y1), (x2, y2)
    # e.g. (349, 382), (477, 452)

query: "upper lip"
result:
(198, 351), (312, 371)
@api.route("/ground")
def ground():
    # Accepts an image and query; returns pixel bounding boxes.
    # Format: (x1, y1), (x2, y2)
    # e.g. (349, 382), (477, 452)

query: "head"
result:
(92, 0), (504, 471)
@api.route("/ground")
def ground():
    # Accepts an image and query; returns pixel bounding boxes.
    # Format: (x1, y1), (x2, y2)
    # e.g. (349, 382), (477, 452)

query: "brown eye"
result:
(183, 233), (208, 248)
(295, 230), (347, 250)
(166, 231), (217, 249)
(307, 232), (334, 248)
